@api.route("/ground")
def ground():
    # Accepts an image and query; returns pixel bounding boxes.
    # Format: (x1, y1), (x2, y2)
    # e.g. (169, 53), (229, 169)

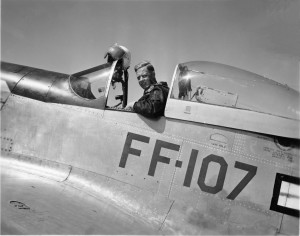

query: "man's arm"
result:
(133, 89), (165, 117)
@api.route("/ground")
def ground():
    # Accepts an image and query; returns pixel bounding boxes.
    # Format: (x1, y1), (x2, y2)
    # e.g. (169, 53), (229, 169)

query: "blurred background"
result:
(2, 0), (300, 102)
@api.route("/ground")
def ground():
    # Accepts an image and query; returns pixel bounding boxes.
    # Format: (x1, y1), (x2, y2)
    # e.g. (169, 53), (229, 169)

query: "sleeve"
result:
(133, 88), (165, 117)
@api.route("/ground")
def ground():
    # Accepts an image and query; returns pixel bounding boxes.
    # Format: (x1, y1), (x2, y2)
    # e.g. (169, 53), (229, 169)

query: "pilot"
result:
(126, 61), (169, 117)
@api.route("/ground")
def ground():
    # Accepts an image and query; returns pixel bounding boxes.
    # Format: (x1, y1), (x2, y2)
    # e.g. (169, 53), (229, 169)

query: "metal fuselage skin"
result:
(1, 61), (299, 235)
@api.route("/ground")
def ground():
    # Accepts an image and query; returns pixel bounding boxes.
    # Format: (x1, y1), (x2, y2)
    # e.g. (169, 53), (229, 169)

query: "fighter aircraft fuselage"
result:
(1, 60), (299, 235)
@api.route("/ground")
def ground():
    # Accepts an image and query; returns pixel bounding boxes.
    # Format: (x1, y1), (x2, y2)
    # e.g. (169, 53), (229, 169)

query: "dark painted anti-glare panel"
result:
(1, 62), (36, 91)
(13, 69), (64, 102)
(1, 62), (31, 74)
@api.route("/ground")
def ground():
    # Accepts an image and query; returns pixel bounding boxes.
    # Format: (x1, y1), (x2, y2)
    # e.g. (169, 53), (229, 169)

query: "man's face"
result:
(136, 67), (151, 90)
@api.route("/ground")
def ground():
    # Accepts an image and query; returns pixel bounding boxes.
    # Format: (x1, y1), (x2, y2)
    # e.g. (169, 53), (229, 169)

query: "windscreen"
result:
(70, 63), (112, 100)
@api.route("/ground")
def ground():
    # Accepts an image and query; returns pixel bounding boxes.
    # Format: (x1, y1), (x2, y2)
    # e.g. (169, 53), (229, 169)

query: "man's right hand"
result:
(125, 101), (135, 110)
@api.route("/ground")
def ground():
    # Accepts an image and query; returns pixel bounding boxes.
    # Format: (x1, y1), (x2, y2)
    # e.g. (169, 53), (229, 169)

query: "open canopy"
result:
(166, 61), (300, 139)
(170, 61), (299, 120)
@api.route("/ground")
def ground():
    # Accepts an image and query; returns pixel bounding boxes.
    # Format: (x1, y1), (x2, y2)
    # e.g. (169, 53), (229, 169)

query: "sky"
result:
(1, 0), (300, 102)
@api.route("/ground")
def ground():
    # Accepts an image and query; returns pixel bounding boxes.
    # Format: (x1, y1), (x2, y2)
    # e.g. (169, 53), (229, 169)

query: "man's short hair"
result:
(134, 60), (155, 73)
(134, 60), (157, 84)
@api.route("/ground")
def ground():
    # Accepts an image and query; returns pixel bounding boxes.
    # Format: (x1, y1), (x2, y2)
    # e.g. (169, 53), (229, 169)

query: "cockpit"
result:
(69, 60), (129, 109)
(1, 57), (298, 139)
(69, 59), (299, 139)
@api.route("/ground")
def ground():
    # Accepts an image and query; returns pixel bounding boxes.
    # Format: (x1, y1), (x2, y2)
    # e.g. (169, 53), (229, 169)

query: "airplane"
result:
(1, 58), (299, 235)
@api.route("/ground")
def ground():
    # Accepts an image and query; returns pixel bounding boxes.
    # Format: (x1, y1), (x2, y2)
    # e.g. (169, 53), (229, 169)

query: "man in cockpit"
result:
(125, 61), (169, 118)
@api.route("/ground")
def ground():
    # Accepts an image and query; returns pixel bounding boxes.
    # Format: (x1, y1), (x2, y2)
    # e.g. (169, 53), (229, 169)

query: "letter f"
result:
(119, 132), (150, 168)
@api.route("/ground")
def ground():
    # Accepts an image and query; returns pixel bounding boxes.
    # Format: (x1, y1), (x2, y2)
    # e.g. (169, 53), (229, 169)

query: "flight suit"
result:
(133, 82), (169, 118)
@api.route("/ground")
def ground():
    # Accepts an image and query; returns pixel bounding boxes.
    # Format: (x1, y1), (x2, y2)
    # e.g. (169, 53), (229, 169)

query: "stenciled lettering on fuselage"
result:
(118, 132), (300, 218)
(118, 132), (257, 200)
